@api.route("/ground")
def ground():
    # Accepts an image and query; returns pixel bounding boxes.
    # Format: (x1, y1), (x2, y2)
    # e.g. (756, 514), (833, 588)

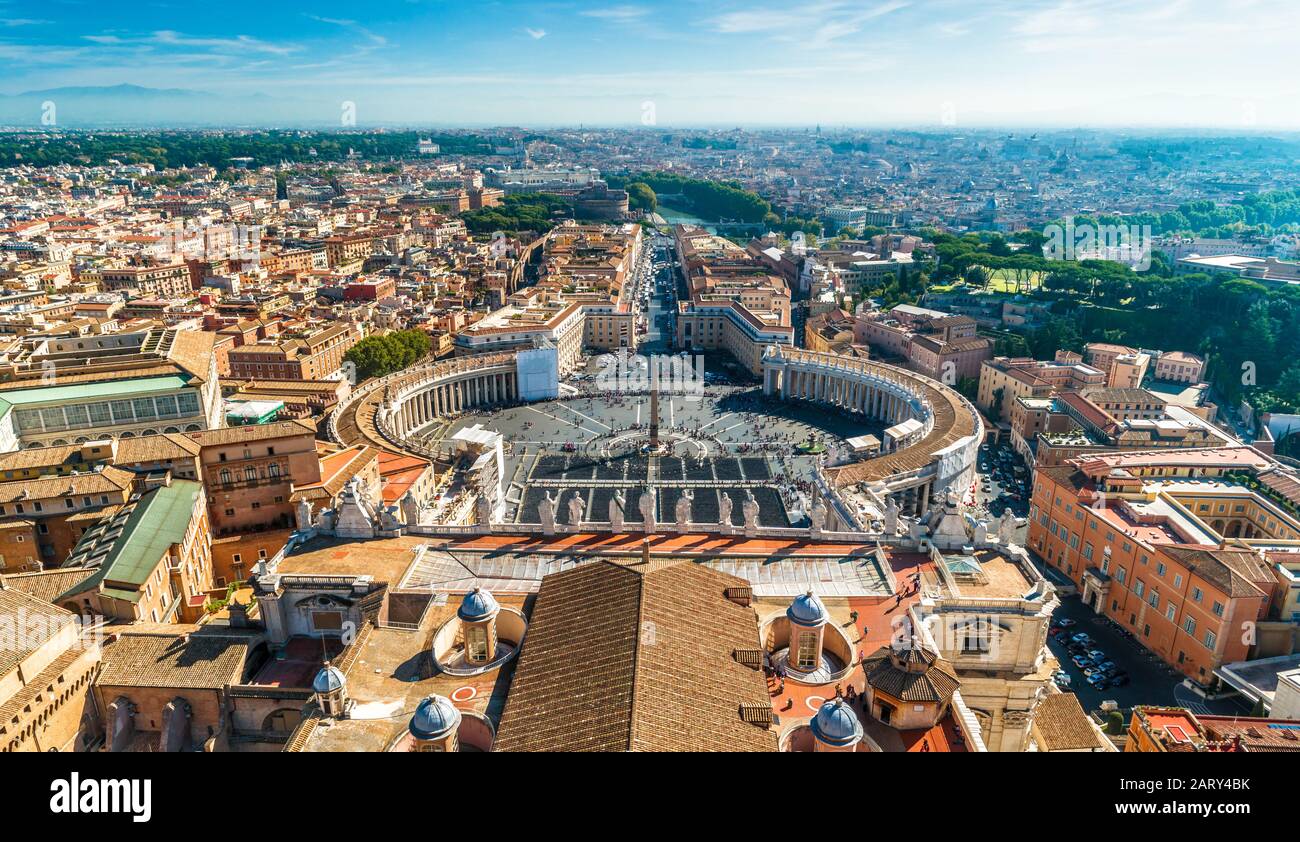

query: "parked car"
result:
(1071, 654), (1092, 670)
(1070, 632), (1093, 645)
(1052, 618), (1077, 631)
(1087, 649), (1107, 663)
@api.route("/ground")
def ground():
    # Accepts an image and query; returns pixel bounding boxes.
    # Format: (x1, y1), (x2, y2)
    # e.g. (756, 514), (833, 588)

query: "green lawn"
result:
(927, 268), (1045, 295)
(986, 268), (1045, 293)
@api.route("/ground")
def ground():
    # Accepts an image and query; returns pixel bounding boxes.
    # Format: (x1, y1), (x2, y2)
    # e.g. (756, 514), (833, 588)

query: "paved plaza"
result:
(436, 385), (887, 528)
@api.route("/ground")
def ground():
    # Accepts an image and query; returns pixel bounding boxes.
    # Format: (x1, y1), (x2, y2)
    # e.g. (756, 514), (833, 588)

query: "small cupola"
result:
(312, 662), (350, 718)
(409, 694), (463, 752)
(787, 590), (829, 673)
(458, 587), (501, 665)
(810, 697), (864, 752)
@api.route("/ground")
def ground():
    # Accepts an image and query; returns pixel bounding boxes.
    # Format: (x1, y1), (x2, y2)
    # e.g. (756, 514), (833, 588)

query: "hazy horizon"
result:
(2, 0), (1299, 129)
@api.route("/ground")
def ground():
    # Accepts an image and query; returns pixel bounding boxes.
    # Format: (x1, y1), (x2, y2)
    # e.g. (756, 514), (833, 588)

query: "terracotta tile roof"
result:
(1199, 716), (1300, 751)
(290, 444), (378, 503)
(0, 363), (182, 392)
(862, 643), (960, 703)
(164, 327), (217, 383)
(0, 441), (181, 475)
(186, 417), (316, 447)
(494, 558), (778, 752)
(0, 445), (88, 472)
(1056, 392), (1118, 437)
(1081, 386), (1161, 404)
(1159, 546), (1272, 599)
(0, 587), (77, 677)
(96, 627), (255, 689)
(0, 465), (135, 504)
(0, 568), (95, 605)
(0, 646), (91, 736)
(1033, 692), (1103, 751)
(115, 433), (202, 461)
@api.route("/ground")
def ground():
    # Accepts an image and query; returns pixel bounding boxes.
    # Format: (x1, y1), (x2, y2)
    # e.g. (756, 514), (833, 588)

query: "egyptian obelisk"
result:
(649, 380), (660, 449)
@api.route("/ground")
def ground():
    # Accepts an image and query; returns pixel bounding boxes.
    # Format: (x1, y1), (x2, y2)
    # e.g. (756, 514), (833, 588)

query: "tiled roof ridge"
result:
(626, 564), (648, 751)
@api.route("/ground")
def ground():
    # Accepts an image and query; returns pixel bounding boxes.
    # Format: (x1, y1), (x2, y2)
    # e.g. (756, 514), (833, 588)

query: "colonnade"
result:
(762, 348), (930, 432)
(767, 364), (918, 426)
(761, 347), (961, 518)
(387, 369), (520, 438)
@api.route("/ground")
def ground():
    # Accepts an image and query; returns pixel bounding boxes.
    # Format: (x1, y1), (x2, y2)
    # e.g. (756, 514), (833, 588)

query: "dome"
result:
(458, 587), (500, 622)
(787, 590), (828, 627)
(409, 694), (462, 741)
(312, 664), (346, 694)
(810, 698), (863, 747)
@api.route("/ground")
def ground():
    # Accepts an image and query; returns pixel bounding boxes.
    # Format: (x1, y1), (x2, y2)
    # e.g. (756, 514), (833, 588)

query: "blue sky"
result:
(2, 0), (1299, 128)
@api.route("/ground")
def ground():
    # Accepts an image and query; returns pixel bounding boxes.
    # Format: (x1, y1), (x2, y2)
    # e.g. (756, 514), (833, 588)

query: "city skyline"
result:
(2, 0), (1300, 128)
(3, 0), (1300, 790)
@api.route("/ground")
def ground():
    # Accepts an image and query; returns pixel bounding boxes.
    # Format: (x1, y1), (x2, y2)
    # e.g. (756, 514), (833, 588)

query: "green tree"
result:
(625, 182), (657, 214)
(344, 330), (432, 381)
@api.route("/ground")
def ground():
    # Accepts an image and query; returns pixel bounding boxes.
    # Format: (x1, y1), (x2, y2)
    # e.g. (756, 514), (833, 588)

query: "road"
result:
(639, 234), (675, 356)
(1045, 594), (1252, 717)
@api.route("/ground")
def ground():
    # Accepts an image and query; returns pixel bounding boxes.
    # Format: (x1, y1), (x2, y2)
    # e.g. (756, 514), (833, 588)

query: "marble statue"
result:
(639, 486), (657, 533)
(742, 489), (760, 534)
(675, 488), (693, 532)
(475, 493), (493, 528)
(295, 498), (315, 531)
(333, 478), (380, 539)
(676, 485), (696, 524)
(538, 490), (557, 534)
(998, 507), (1017, 545)
(884, 498), (899, 535)
(378, 505), (402, 532)
(809, 500), (827, 534)
(401, 493), (420, 527)
(609, 490), (625, 532)
(566, 490), (586, 527)
(719, 492), (734, 530)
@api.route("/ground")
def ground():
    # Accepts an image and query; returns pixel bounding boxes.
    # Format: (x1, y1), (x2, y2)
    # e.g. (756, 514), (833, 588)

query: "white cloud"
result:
(524, 28), (547, 40)
(581, 5), (650, 22)
(150, 30), (301, 56)
(303, 14), (387, 46)
(711, 1), (909, 47)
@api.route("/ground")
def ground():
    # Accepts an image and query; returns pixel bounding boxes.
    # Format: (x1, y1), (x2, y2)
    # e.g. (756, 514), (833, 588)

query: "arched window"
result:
(465, 625), (489, 663)
(796, 630), (819, 669)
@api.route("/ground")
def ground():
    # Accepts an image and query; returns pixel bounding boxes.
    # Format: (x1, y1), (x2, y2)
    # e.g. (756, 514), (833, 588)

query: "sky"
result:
(2, 0), (1299, 129)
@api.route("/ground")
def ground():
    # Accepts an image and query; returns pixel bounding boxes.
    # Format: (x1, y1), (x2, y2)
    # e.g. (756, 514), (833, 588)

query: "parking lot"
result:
(1045, 594), (1252, 717)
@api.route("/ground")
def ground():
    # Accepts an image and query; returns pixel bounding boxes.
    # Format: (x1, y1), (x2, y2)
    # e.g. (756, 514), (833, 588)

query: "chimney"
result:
(228, 598), (250, 628)
(724, 586), (753, 607)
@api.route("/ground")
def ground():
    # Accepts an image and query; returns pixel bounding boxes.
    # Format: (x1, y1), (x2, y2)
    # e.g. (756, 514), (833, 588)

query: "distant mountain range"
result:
(5, 84), (1299, 131)
(0, 84), (309, 128)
